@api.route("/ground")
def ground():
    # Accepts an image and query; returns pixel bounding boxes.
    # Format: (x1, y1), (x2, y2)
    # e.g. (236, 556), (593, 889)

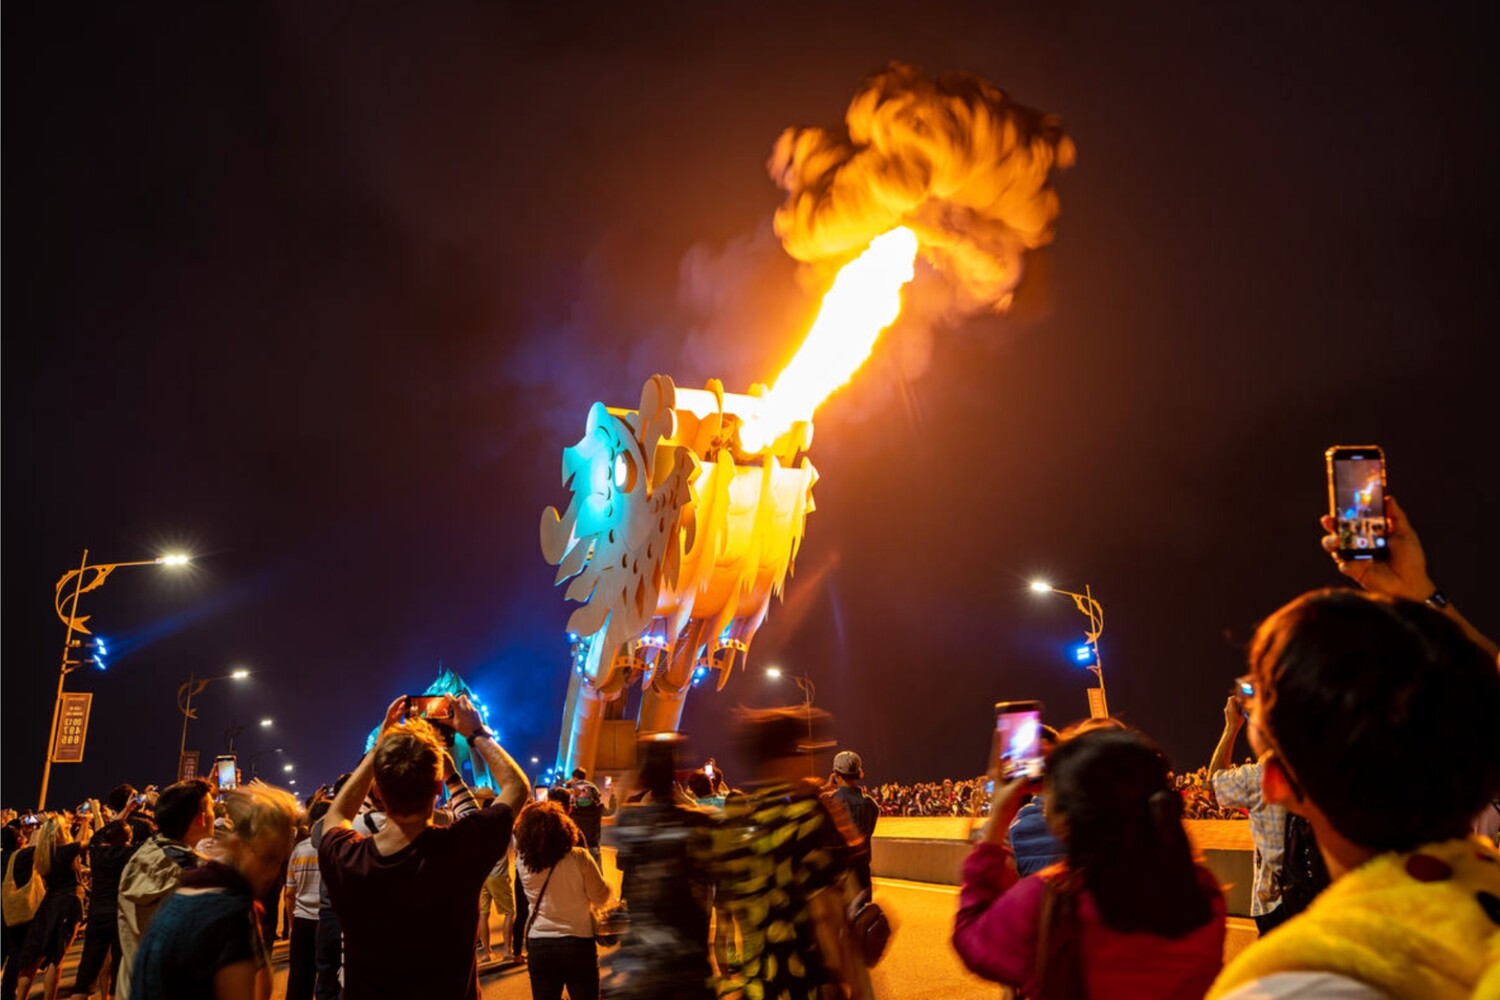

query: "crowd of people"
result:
(3, 499), (1498, 1000)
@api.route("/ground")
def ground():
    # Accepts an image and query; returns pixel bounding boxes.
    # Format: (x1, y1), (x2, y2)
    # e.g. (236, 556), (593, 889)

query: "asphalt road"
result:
(23, 867), (1253, 998)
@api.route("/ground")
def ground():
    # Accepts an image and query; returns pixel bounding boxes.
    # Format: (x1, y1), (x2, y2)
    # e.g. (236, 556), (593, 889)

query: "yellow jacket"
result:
(1208, 836), (1500, 1000)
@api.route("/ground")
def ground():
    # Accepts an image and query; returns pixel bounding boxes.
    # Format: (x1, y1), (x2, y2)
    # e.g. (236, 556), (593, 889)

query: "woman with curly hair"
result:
(514, 800), (613, 1000)
(952, 723), (1226, 1000)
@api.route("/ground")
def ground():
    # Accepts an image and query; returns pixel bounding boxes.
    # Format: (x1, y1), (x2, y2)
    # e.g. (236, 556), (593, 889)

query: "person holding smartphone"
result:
(953, 721), (1226, 997)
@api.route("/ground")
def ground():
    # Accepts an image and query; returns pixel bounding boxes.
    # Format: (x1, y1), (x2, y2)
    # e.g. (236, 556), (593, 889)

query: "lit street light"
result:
(259, 718), (274, 728)
(1029, 580), (1110, 718)
(179, 668), (251, 768)
(766, 666), (818, 775)
(40, 549), (191, 809)
(283, 763), (294, 773)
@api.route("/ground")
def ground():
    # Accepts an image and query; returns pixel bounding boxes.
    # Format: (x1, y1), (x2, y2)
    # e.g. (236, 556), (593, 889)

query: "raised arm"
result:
(448, 695), (530, 814)
(1321, 495), (1499, 663)
(1209, 697), (1244, 776)
(326, 696), (408, 832)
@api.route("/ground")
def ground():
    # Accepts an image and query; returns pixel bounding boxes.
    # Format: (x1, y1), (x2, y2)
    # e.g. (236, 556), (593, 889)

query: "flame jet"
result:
(539, 66), (1071, 777)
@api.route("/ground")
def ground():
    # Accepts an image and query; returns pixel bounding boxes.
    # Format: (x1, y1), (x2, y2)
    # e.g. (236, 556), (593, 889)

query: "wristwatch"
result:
(469, 726), (496, 743)
(1424, 590), (1450, 610)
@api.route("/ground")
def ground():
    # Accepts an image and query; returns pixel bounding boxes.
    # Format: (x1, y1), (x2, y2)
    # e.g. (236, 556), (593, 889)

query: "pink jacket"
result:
(952, 842), (1226, 999)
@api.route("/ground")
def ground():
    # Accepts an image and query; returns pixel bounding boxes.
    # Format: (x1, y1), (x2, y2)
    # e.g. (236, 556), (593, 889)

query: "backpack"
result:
(1277, 812), (1331, 919)
(2, 850), (44, 927)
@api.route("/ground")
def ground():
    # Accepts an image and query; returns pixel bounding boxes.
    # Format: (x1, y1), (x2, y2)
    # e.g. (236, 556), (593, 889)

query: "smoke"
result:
(769, 61), (1075, 315)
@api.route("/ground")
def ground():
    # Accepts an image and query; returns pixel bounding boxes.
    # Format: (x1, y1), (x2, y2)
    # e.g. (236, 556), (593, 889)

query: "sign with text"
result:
(51, 692), (93, 763)
(1087, 687), (1108, 720)
(178, 751), (200, 782)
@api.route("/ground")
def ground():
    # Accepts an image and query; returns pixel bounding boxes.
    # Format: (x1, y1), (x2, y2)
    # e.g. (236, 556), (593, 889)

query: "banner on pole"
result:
(1087, 687), (1107, 719)
(51, 692), (93, 763)
(178, 751), (200, 782)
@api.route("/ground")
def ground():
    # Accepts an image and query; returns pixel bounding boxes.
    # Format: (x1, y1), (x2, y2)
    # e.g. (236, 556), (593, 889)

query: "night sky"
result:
(6, 4), (1498, 809)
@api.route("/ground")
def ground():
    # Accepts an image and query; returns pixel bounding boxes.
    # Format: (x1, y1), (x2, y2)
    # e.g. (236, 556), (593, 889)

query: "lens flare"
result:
(741, 226), (919, 452)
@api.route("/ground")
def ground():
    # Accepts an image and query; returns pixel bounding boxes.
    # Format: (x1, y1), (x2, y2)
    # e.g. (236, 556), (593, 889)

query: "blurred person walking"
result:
(953, 723), (1226, 999)
(515, 801), (613, 1000)
(115, 779), (216, 1000)
(713, 707), (865, 1000)
(130, 782), (299, 1000)
(319, 695), (528, 1000)
(606, 735), (715, 1000)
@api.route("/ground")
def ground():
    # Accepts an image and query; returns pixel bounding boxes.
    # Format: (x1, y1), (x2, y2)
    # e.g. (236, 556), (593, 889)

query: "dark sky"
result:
(6, 4), (1498, 808)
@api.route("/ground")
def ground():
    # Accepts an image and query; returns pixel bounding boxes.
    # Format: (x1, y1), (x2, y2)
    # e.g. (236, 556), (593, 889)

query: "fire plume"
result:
(740, 226), (919, 452)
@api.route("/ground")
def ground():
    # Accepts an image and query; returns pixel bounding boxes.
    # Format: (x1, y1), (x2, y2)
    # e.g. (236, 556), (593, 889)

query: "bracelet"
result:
(469, 726), (495, 743)
(1425, 590), (1451, 610)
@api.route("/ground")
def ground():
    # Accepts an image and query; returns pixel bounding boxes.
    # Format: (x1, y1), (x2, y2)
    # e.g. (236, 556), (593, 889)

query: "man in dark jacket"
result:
(826, 751), (879, 891)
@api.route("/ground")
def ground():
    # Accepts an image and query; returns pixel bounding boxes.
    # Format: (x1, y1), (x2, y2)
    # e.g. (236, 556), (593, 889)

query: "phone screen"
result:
(703, 763), (713, 778)
(534, 786), (548, 803)
(406, 695), (452, 723)
(1327, 447), (1388, 560)
(216, 756), (237, 790)
(995, 701), (1045, 781)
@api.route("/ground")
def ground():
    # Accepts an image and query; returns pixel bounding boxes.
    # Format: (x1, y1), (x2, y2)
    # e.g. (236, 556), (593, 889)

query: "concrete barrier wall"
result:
(869, 818), (1256, 917)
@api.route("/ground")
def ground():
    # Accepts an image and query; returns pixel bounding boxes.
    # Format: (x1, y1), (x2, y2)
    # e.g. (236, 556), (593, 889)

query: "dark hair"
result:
(636, 737), (681, 801)
(546, 785), (572, 811)
(106, 784), (137, 814)
(1, 827), (18, 852)
(514, 801), (583, 872)
(731, 705), (831, 766)
(571, 767), (587, 780)
(154, 780), (212, 841)
(372, 722), (443, 817)
(687, 772), (714, 799)
(95, 820), (132, 847)
(1048, 726), (1213, 937)
(307, 800), (331, 826)
(1251, 588), (1500, 852)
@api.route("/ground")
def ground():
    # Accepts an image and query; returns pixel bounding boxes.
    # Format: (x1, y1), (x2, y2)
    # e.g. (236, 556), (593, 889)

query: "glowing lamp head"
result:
(1029, 580), (1053, 594)
(1074, 644), (1097, 666)
(282, 764), (294, 773)
(766, 666), (783, 680)
(157, 553), (191, 567)
(259, 718), (274, 728)
(231, 669), (250, 681)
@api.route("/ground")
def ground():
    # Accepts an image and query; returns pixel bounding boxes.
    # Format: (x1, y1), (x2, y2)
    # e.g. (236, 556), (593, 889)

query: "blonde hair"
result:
(221, 781), (299, 851)
(34, 817), (74, 877)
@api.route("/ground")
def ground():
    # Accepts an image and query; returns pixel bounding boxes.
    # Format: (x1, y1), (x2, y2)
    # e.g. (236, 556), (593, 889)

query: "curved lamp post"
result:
(1030, 580), (1110, 718)
(40, 550), (190, 809)
(178, 669), (250, 759)
(766, 666), (819, 774)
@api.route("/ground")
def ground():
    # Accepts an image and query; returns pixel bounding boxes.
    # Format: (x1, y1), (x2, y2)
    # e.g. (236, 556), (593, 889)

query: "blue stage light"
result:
(1073, 644), (1096, 665)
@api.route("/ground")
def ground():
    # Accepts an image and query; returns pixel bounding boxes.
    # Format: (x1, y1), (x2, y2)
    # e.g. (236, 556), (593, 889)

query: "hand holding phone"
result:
(1325, 446), (1389, 562)
(994, 701), (1046, 782)
(215, 754), (238, 791)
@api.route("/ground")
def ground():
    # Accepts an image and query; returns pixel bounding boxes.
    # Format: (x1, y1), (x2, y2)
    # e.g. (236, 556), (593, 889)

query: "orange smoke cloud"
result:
(769, 62), (1075, 313)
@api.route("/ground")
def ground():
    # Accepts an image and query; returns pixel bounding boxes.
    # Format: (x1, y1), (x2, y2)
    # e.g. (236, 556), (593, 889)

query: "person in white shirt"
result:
(514, 801), (613, 1000)
(282, 802), (327, 1000)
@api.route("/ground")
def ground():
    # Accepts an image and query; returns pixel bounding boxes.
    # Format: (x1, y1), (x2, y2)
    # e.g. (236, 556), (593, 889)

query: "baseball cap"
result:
(832, 751), (862, 776)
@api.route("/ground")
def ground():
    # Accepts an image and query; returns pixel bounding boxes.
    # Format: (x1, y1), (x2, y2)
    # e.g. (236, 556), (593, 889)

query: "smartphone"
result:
(703, 762), (714, 778)
(534, 786), (549, 803)
(994, 701), (1046, 781)
(215, 754), (238, 790)
(1325, 446), (1389, 561)
(78, 802), (91, 814)
(604, 776), (613, 789)
(405, 695), (453, 724)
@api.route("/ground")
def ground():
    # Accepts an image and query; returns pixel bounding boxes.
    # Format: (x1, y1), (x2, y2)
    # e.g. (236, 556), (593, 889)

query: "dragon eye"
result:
(613, 451), (638, 492)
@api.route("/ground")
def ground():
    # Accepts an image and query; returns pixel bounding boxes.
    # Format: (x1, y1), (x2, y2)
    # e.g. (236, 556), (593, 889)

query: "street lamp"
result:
(1029, 580), (1109, 717)
(179, 669), (250, 763)
(765, 666), (818, 774)
(246, 747), (285, 780)
(40, 549), (191, 809)
(259, 718), (274, 728)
